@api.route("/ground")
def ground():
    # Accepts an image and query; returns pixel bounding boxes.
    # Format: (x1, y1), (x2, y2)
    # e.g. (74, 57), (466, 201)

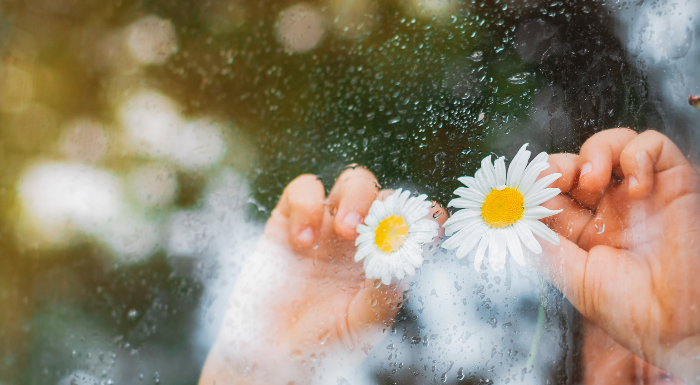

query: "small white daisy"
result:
(442, 143), (562, 272)
(355, 189), (439, 285)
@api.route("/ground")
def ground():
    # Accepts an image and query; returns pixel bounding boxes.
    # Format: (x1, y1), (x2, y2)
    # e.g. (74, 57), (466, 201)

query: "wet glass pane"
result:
(0, 0), (698, 384)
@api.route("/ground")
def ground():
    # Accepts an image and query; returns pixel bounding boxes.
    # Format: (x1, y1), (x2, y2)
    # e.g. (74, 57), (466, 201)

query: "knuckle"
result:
(339, 166), (377, 184)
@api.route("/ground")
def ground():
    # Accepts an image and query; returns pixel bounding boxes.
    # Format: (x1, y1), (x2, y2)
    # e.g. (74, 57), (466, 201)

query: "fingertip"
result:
(578, 159), (611, 193)
(295, 227), (316, 248)
(429, 202), (448, 227)
(329, 166), (380, 240)
(546, 153), (579, 192)
(281, 174), (326, 249)
(336, 210), (363, 240)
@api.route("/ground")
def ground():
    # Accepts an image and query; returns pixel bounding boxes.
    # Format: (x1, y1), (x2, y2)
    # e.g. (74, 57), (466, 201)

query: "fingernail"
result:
(580, 162), (593, 176)
(297, 227), (314, 245)
(628, 175), (639, 188)
(342, 211), (362, 230)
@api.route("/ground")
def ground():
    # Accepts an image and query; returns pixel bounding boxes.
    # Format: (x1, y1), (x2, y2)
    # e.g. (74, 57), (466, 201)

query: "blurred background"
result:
(0, 0), (697, 384)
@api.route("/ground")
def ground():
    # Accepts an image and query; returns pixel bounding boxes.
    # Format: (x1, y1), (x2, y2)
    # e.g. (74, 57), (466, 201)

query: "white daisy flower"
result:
(355, 189), (439, 285)
(442, 143), (562, 272)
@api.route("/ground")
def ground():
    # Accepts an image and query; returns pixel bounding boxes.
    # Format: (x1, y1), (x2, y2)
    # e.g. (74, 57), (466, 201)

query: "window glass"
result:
(0, 0), (698, 384)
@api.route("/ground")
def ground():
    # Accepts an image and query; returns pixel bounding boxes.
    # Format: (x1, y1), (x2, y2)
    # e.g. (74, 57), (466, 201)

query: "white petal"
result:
(355, 231), (374, 246)
(480, 155), (498, 188)
(357, 224), (373, 234)
(513, 221), (542, 254)
(443, 214), (481, 239)
(381, 268), (392, 285)
(522, 172), (562, 197)
(355, 242), (376, 262)
(526, 220), (560, 246)
(494, 156), (507, 186)
(402, 241), (424, 268)
(505, 227), (525, 266)
(473, 232), (490, 272)
(488, 230), (506, 272)
(458, 176), (488, 195)
(456, 225), (487, 259)
(448, 208), (482, 222)
(517, 162), (550, 193)
(447, 198), (482, 209)
(474, 169), (493, 194)
(523, 206), (563, 220)
(524, 188), (561, 207)
(454, 187), (486, 201)
(507, 143), (530, 187)
(395, 190), (411, 214)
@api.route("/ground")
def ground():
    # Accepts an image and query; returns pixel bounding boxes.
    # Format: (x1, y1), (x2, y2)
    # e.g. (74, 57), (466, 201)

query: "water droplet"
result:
(468, 51), (483, 61)
(596, 223), (605, 234)
(388, 117), (400, 124)
(127, 309), (139, 321)
(487, 317), (498, 328)
(507, 73), (530, 84)
(319, 330), (331, 345)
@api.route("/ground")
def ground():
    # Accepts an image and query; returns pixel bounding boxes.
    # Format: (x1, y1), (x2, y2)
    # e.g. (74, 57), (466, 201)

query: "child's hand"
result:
(539, 129), (700, 383)
(198, 167), (446, 385)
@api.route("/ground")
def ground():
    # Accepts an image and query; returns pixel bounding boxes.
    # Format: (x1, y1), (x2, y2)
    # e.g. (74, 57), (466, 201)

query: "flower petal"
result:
(473, 231), (490, 272)
(524, 188), (561, 207)
(525, 219), (560, 246)
(505, 227), (525, 266)
(494, 156), (507, 186)
(488, 230), (506, 272)
(456, 225), (487, 259)
(481, 155), (498, 188)
(507, 143), (530, 187)
(522, 172), (562, 197)
(517, 161), (550, 193)
(458, 176), (488, 196)
(513, 221), (542, 254)
(523, 206), (563, 220)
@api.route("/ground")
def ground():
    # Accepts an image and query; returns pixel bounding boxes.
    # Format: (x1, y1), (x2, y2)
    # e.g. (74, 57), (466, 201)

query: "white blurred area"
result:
(276, 3), (325, 54)
(118, 90), (227, 170)
(89, 15), (177, 73)
(17, 163), (160, 261)
(16, 85), (244, 264)
(125, 15), (178, 65)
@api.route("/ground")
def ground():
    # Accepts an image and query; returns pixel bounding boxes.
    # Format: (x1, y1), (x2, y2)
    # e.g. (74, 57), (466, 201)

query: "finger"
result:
(274, 174), (326, 248)
(327, 166), (380, 240)
(578, 128), (638, 193)
(430, 201), (448, 227)
(620, 130), (697, 200)
(544, 153), (580, 193)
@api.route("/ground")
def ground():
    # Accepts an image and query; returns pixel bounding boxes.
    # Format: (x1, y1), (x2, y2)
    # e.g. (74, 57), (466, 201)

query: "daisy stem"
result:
(526, 299), (545, 369)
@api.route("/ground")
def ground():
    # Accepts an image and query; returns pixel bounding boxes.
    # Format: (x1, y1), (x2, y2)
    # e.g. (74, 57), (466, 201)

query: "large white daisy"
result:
(355, 189), (439, 285)
(442, 143), (562, 272)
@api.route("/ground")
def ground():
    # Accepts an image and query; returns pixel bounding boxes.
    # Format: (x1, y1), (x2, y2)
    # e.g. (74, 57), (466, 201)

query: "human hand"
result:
(537, 128), (700, 383)
(198, 167), (446, 385)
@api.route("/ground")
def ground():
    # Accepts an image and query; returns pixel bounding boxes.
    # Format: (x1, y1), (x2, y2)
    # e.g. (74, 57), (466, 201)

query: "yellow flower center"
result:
(374, 215), (409, 253)
(481, 187), (525, 228)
